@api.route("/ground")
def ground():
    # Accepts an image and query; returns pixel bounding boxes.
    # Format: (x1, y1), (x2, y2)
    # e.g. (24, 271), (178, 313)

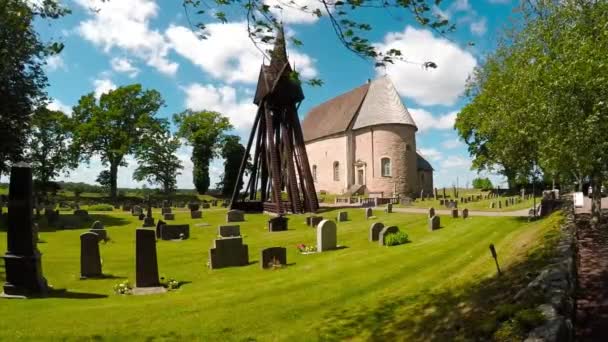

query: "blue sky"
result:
(38, 0), (517, 190)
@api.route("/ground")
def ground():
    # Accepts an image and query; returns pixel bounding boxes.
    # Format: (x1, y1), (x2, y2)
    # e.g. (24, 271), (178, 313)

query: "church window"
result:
(312, 165), (317, 182)
(333, 162), (340, 181)
(381, 158), (391, 177)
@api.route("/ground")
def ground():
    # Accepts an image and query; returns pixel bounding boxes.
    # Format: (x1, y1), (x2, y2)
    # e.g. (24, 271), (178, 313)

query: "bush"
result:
(385, 231), (409, 246)
(87, 203), (114, 211)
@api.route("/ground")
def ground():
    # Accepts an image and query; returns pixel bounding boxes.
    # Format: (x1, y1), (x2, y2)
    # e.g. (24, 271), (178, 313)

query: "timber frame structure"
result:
(229, 26), (319, 214)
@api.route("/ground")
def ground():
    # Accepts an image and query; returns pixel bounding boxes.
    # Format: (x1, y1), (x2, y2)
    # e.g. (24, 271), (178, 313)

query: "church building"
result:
(301, 76), (434, 197)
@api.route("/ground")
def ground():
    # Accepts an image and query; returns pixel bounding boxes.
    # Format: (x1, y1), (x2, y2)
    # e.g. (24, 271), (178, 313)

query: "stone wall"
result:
(519, 198), (576, 342)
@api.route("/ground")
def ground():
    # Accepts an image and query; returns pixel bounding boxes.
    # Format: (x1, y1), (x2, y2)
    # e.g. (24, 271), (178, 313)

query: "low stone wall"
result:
(520, 198), (576, 342)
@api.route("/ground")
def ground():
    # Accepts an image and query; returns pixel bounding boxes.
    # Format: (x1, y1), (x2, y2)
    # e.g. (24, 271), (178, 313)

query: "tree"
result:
(28, 107), (76, 192)
(96, 170), (111, 192)
(218, 135), (248, 197)
(456, 1), (608, 221)
(472, 177), (492, 190)
(0, 0), (69, 179)
(134, 128), (184, 195)
(71, 84), (165, 199)
(174, 110), (232, 194)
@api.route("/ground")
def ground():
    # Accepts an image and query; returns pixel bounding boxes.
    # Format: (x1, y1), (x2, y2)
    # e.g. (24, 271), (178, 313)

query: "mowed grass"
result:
(0, 207), (561, 341)
(402, 195), (539, 212)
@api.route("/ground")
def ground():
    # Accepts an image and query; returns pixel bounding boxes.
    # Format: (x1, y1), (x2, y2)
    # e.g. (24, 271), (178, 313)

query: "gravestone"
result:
(428, 207), (435, 218)
(132, 205), (143, 216)
(74, 209), (89, 218)
(143, 204), (155, 227)
(187, 202), (200, 212)
(268, 216), (288, 232)
(191, 210), (202, 219)
(202, 203), (210, 209)
(90, 221), (107, 241)
(209, 237), (249, 269)
(161, 207), (172, 215)
(434, 188), (438, 199)
(379, 226), (399, 246)
(462, 208), (469, 219)
(439, 199), (445, 206)
(429, 215), (440, 231)
(2, 163), (48, 297)
(260, 247), (287, 269)
(211, 200), (218, 206)
(138, 213), (145, 220)
(306, 216), (323, 227)
(365, 207), (373, 219)
(219, 225), (241, 237)
(163, 213), (175, 220)
(316, 220), (337, 252)
(337, 211), (348, 222)
(490, 202), (496, 209)
(384, 203), (393, 214)
(155, 220), (165, 239)
(159, 224), (190, 240)
(80, 232), (102, 278)
(498, 201), (502, 209)
(135, 229), (160, 288)
(226, 210), (245, 223)
(369, 222), (385, 241)
(452, 208), (459, 218)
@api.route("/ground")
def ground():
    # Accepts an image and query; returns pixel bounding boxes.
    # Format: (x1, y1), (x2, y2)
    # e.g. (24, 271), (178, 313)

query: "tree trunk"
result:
(591, 176), (602, 224)
(110, 162), (118, 200)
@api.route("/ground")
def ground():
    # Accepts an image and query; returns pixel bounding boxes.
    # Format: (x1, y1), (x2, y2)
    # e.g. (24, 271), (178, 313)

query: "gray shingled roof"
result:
(302, 76), (417, 142)
(416, 153), (434, 171)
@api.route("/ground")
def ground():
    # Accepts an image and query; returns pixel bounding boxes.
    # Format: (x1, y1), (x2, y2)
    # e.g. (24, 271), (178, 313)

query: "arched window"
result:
(312, 165), (317, 182)
(381, 157), (391, 177)
(333, 162), (340, 181)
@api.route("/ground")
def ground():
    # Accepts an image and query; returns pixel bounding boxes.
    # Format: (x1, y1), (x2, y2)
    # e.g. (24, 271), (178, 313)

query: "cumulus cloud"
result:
(93, 78), (117, 99)
(440, 155), (471, 169)
(165, 22), (317, 84)
(47, 98), (72, 116)
(409, 108), (457, 132)
(46, 54), (66, 72)
(374, 26), (476, 106)
(75, 0), (178, 76)
(110, 57), (140, 78)
(418, 148), (442, 161)
(182, 83), (258, 133)
(264, 0), (327, 24)
(441, 138), (464, 149)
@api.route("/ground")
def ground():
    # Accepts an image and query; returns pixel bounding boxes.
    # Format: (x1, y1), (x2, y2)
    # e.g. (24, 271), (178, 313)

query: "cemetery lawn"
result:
(0, 208), (562, 341)
(400, 196), (540, 212)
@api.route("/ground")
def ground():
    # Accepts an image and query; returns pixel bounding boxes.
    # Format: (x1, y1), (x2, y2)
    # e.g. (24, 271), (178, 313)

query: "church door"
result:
(357, 169), (364, 185)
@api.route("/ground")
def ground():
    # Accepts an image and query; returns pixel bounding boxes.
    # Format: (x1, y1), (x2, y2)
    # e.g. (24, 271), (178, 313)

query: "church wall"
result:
(305, 135), (348, 194)
(417, 170), (434, 196)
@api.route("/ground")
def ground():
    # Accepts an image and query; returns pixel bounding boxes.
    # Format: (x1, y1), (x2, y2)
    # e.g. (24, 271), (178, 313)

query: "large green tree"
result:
(173, 110), (232, 194)
(456, 1), (608, 220)
(218, 135), (247, 197)
(0, 0), (68, 178)
(71, 84), (165, 199)
(134, 127), (184, 195)
(28, 107), (76, 192)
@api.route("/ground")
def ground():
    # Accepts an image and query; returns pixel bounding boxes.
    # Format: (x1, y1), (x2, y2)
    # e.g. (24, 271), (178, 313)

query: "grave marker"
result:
(379, 226), (399, 246)
(135, 229), (160, 288)
(429, 215), (440, 231)
(260, 247), (287, 269)
(226, 210), (245, 223)
(369, 222), (385, 241)
(316, 220), (337, 251)
(80, 232), (102, 278)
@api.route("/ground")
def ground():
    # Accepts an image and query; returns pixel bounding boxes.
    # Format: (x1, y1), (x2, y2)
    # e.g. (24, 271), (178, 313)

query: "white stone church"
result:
(301, 76), (433, 197)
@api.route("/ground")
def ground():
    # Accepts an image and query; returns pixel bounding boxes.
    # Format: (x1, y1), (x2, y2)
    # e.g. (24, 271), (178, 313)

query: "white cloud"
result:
(182, 83), (258, 133)
(47, 98), (72, 116)
(93, 78), (117, 99)
(441, 138), (463, 149)
(165, 22), (317, 84)
(375, 27), (476, 106)
(46, 54), (66, 72)
(75, 0), (178, 76)
(264, 0), (327, 24)
(440, 155), (471, 169)
(470, 17), (487, 36)
(409, 108), (457, 132)
(418, 148), (442, 161)
(110, 57), (140, 78)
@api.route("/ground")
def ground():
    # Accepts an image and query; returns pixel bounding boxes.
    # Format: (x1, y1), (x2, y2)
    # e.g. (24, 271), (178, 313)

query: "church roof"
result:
(302, 76), (417, 142)
(416, 153), (434, 171)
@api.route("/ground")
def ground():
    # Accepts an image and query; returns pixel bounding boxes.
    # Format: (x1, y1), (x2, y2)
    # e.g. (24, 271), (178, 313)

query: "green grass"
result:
(0, 207), (561, 341)
(402, 195), (539, 212)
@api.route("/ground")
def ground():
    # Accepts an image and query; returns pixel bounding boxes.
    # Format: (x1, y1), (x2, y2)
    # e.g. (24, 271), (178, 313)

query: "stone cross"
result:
(80, 232), (102, 278)
(135, 229), (160, 288)
(316, 220), (337, 251)
(2, 163), (48, 297)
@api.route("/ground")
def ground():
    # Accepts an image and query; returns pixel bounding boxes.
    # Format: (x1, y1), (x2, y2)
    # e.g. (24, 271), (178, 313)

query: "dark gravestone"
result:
(161, 207), (172, 215)
(337, 211), (348, 222)
(260, 247), (287, 269)
(439, 199), (445, 206)
(132, 206), (143, 216)
(135, 229), (160, 288)
(452, 209), (459, 218)
(306, 216), (323, 227)
(138, 213), (145, 220)
(155, 220), (166, 239)
(316, 220), (337, 251)
(80, 232), (102, 278)
(208, 237), (249, 269)
(159, 224), (190, 240)
(268, 216), (288, 232)
(219, 225), (241, 237)
(201, 203), (210, 209)
(74, 209), (89, 218)
(365, 207), (373, 219)
(163, 213), (175, 220)
(143, 205), (155, 227)
(2, 163), (48, 297)
(187, 202), (200, 211)
(90, 221), (107, 241)
(428, 207), (435, 218)
(384, 203), (393, 214)
(490, 202), (496, 209)
(462, 208), (469, 219)
(498, 201), (502, 209)
(226, 210), (245, 223)
(429, 215), (440, 231)
(191, 210), (202, 219)
(379, 226), (399, 246)
(369, 222), (385, 242)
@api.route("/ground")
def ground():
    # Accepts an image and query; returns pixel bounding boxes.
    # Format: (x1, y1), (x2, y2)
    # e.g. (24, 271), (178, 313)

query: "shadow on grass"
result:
(44, 288), (108, 300)
(316, 228), (561, 341)
(80, 274), (126, 281)
(0, 213), (131, 232)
